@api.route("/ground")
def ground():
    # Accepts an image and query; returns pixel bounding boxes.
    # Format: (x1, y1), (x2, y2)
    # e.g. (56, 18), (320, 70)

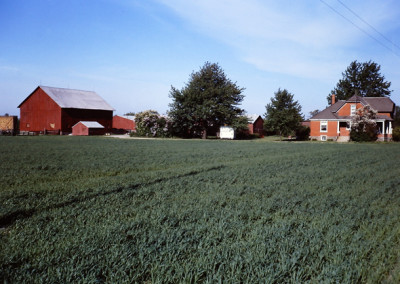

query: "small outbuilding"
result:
(112, 115), (135, 133)
(247, 114), (264, 136)
(72, 121), (105, 136)
(220, 126), (235, 139)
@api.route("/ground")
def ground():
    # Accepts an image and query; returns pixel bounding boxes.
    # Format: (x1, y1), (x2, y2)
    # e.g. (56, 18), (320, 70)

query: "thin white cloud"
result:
(156, 0), (399, 80)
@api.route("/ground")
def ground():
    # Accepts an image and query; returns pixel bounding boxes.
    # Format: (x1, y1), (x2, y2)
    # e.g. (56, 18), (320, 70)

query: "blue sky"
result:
(1, 0), (400, 118)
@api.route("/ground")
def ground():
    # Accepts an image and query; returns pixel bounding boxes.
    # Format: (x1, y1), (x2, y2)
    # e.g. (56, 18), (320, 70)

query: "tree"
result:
(308, 109), (320, 119)
(264, 88), (303, 139)
(327, 60), (392, 104)
(168, 62), (245, 138)
(393, 106), (400, 127)
(133, 110), (171, 138)
(350, 105), (378, 142)
(124, 112), (136, 116)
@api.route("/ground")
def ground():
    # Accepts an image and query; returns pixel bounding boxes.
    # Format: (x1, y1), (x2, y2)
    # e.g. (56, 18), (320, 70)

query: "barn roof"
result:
(247, 114), (262, 124)
(73, 121), (104, 128)
(19, 86), (114, 111)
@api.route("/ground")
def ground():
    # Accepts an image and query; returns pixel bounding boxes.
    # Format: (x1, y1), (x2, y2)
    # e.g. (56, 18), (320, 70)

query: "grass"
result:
(0, 136), (400, 283)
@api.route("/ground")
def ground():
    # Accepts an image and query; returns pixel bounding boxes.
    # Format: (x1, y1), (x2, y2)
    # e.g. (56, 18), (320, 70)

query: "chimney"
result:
(331, 94), (336, 105)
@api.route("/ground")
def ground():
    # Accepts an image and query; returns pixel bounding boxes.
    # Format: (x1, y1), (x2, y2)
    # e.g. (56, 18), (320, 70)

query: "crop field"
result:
(0, 136), (400, 283)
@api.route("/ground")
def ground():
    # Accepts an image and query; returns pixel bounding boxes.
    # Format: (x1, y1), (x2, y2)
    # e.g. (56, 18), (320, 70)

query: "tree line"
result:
(131, 60), (398, 140)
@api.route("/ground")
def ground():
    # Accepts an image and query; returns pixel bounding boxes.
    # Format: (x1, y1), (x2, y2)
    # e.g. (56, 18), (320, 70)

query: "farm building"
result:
(310, 94), (395, 141)
(18, 86), (114, 134)
(0, 115), (18, 135)
(72, 121), (105, 136)
(247, 115), (264, 135)
(112, 115), (136, 133)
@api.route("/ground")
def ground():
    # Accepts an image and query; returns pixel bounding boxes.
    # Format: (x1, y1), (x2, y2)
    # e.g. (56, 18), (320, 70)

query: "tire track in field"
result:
(0, 165), (225, 228)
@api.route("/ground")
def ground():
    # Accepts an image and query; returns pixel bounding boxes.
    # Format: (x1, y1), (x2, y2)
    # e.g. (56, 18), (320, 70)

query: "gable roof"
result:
(19, 86), (114, 111)
(310, 100), (345, 120)
(310, 96), (395, 120)
(73, 121), (104, 128)
(247, 114), (263, 124)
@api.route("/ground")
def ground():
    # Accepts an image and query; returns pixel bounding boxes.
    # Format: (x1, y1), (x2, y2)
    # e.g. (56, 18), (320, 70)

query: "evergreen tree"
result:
(327, 60), (391, 104)
(264, 88), (303, 139)
(168, 62), (245, 138)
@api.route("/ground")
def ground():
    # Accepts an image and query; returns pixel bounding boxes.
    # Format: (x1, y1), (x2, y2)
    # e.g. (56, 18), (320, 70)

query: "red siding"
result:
(72, 122), (89, 136)
(19, 86), (113, 134)
(61, 109), (112, 133)
(248, 117), (264, 135)
(112, 116), (135, 131)
(19, 88), (62, 132)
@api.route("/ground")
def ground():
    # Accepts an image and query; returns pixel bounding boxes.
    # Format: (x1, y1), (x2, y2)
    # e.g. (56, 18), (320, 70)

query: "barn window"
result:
(320, 121), (327, 132)
(26, 123), (30, 128)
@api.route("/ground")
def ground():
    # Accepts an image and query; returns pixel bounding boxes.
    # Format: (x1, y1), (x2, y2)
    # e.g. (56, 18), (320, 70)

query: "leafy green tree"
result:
(393, 106), (400, 127)
(350, 106), (378, 142)
(392, 127), (400, 142)
(264, 88), (303, 139)
(327, 60), (392, 104)
(308, 109), (320, 119)
(168, 62), (245, 138)
(133, 110), (170, 138)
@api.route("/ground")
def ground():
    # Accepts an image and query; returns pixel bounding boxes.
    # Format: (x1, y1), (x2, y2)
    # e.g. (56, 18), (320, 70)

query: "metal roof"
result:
(74, 121), (105, 128)
(247, 114), (262, 124)
(21, 86), (114, 111)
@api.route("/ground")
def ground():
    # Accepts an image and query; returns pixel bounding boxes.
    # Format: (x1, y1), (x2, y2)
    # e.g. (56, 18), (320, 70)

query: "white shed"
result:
(220, 126), (235, 139)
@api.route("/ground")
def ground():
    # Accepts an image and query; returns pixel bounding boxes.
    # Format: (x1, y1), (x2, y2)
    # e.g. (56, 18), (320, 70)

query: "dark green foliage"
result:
(264, 88), (303, 138)
(1, 137), (400, 282)
(393, 106), (400, 127)
(168, 62), (245, 138)
(392, 126), (400, 141)
(328, 60), (392, 104)
(295, 125), (310, 141)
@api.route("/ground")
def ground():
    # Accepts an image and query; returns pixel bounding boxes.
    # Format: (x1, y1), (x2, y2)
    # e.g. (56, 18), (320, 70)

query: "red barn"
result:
(247, 115), (264, 136)
(72, 121), (105, 136)
(112, 115), (136, 133)
(18, 86), (114, 134)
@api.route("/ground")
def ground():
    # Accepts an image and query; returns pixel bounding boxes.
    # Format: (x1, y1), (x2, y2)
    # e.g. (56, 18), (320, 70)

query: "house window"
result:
(346, 122), (350, 130)
(320, 121), (327, 132)
(321, 135), (327, 141)
(351, 104), (356, 115)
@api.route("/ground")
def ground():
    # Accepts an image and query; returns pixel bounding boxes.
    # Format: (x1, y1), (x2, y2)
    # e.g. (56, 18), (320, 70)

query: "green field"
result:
(1, 136), (400, 283)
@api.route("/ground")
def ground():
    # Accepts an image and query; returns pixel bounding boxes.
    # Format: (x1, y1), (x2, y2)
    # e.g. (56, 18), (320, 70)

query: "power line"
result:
(336, 0), (400, 51)
(319, 0), (400, 58)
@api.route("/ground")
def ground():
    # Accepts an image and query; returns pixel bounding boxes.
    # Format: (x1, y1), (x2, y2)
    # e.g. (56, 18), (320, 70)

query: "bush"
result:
(392, 126), (400, 142)
(295, 126), (310, 141)
(350, 106), (378, 142)
(134, 110), (171, 138)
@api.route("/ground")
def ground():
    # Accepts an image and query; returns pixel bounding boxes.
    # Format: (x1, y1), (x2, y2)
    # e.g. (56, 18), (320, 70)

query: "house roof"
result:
(19, 86), (115, 111)
(310, 96), (394, 120)
(310, 100), (345, 120)
(73, 121), (104, 128)
(247, 114), (262, 124)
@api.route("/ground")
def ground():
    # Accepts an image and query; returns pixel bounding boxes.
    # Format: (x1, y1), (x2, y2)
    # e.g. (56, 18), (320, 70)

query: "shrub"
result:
(295, 126), (310, 141)
(350, 106), (378, 142)
(392, 126), (400, 142)
(134, 110), (171, 138)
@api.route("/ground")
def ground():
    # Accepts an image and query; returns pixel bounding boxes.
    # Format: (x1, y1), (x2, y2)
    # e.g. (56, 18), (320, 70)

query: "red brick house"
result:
(310, 94), (395, 141)
(112, 115), (136, 133)
(247, 115), (264, 136)
(72, 121), (106, 136)
(18, 86), (114, 134)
